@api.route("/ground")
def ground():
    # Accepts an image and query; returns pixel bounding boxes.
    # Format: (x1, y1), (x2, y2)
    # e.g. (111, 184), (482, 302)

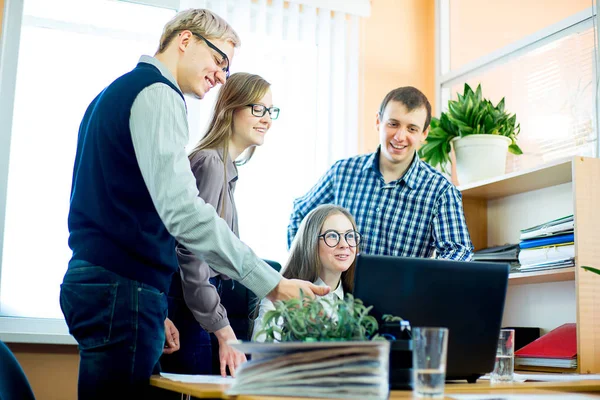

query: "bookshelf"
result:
(459, 156), (600, 374)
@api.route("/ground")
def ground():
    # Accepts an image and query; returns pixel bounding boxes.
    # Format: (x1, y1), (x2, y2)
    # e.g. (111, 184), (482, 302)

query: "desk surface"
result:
(149, 375), (600, 399)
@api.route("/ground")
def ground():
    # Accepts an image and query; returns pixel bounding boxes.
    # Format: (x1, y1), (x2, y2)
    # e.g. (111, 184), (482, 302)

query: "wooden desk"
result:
(149, 375), (600, 399)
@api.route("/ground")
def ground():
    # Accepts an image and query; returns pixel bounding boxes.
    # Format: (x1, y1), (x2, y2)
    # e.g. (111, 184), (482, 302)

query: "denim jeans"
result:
(60, 260), (168, 399)
(160, 277), (222, 376)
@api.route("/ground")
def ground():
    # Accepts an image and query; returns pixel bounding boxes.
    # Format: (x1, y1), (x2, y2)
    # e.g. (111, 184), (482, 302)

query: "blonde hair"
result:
(189, 72), (271, 216)
(157, 8), (241, 54)
(189, 72), (271, 166)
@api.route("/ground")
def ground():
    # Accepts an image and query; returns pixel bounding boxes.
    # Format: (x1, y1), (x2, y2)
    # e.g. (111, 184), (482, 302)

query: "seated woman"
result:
(251, 204), (361, 341)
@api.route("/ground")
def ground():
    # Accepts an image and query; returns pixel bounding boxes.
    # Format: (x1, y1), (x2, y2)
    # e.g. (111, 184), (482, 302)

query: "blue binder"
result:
(519, 233), (574, 249)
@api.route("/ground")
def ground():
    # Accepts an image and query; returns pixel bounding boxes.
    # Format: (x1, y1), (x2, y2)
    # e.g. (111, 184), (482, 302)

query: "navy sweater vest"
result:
(68, 62), (185, 293)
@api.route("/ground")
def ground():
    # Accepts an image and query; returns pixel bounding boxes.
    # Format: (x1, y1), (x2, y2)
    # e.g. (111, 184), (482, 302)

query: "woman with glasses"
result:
(160, 72), (280, 378)
(250, 204), (361, 342)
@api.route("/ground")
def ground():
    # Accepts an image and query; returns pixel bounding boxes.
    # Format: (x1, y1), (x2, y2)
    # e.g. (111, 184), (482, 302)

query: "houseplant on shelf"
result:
(418, 83), (523, 185)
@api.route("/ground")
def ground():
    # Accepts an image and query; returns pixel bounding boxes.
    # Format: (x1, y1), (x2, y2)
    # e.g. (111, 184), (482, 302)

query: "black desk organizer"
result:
(388, 339), (413, 389)
(379, 321), (413, 389)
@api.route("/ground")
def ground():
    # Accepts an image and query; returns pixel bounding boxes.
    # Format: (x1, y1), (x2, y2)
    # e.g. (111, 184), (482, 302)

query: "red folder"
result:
(515, 323), (576, 359)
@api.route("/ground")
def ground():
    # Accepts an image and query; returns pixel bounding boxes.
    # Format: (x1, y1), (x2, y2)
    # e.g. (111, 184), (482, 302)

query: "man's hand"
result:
(214, 325), (247, 377)
(266, 277), (330, 302)
(163, 317), (180, 354)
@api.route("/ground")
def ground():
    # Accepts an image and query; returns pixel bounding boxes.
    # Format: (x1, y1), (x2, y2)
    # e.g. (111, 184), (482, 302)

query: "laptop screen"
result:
(352, 254), (509, 381)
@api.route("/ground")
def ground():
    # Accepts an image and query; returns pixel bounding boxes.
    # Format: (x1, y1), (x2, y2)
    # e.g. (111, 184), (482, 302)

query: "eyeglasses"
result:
(247, 104), (280, 120)
(318, 230), (361, 248)
(192, 32), (230, 78)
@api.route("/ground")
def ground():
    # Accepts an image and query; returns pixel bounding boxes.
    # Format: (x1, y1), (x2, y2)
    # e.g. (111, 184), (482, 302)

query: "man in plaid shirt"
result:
(288, 87), (473, 261)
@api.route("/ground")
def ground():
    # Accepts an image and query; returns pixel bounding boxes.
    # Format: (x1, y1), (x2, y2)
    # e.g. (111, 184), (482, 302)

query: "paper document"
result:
(451, 395), (597, 400)
(480, 372), (600, 382)
(159, 372), (234, 384)
(514, 373), (600, 382)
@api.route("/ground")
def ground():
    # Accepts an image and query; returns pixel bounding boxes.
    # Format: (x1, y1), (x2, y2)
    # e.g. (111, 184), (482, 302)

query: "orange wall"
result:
(0, 0), (4, 37)
(450, 0), (591, 70)
(8, 343), (79, 400)
(358, 0), (436, 154)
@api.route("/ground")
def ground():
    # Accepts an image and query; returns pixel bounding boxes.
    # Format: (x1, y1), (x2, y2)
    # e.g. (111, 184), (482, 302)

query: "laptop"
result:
(352, 254), (509, 385)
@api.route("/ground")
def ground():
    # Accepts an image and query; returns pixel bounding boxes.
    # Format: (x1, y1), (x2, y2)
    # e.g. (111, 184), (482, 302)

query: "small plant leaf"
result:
(582, 266), (600, 275)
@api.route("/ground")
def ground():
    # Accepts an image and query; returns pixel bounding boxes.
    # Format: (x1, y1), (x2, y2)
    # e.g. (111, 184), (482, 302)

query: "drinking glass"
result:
(490, 329), (515, 383)
(412, 327), (449, 399)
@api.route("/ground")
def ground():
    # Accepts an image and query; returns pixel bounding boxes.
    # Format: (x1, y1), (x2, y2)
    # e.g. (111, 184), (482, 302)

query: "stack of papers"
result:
(226, 340), (390, 399)
(516, 216), (575, 273)
(520, 215), (574, 241)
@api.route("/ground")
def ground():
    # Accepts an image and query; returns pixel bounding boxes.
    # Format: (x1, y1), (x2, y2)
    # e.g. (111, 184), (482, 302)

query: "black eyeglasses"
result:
(318, 230), (361, 248)
(248, 104), (280, 120)
(192, 32), (230, 78)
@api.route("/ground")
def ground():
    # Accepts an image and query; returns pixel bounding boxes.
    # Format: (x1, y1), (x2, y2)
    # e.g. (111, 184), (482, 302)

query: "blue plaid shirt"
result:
(288, 150), (473, 261)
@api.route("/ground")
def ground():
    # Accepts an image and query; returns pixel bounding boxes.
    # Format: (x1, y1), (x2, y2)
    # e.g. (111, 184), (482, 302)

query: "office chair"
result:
(0, 341), (36, 400)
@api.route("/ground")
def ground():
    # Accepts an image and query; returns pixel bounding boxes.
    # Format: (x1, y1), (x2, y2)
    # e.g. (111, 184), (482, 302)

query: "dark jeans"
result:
(60, 260), (168, 399)
(160, 276), (222, 375)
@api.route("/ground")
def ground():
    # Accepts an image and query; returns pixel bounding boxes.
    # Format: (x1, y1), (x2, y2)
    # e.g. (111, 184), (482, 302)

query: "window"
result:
(0, 0), (362, 341)
(437, 0), (599, 175)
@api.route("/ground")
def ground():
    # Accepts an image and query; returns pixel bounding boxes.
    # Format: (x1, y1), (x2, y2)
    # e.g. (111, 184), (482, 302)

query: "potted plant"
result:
(255, 292), (381, 342)
(228, 294), (395, 399)
(418, 83), (523, 185)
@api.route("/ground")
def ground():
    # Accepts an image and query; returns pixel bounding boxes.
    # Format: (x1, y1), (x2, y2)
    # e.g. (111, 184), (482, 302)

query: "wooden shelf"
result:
(459, 158), (573, 200)
(508, 267), (575, 286)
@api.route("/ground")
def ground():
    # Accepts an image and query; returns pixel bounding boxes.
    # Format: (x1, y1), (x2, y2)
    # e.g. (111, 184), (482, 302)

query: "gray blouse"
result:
(176, 148), (239, 332)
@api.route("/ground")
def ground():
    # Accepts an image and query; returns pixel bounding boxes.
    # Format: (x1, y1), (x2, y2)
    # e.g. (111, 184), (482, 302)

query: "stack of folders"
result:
(517, 215), (575, 273)
(515, 323), (577, 370)
(226, 341), (390, 399)
(473, 243), (520, 270)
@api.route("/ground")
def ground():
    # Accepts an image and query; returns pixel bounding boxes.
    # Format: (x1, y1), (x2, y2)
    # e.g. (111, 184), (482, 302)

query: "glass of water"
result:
(490, 329), (515, 383)
(412, 327), (449, 399)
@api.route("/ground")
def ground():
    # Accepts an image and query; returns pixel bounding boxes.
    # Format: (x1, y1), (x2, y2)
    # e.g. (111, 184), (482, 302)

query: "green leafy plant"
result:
(418, 83), (523, 173)
(256, 292), (381, 342)
(582, 266), (600, 275)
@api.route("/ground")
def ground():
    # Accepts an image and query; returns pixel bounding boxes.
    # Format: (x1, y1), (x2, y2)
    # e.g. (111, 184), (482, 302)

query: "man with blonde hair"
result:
(60, 8), (328, 399)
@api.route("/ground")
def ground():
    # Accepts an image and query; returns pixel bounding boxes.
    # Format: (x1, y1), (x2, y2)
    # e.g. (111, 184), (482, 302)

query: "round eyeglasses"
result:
(318, 230), (361, 248)
(248, 104), (280, 120)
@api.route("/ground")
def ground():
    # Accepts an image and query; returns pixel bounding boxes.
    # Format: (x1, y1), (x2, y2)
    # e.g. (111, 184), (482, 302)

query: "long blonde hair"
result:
(189, 72), (271, 216)
(189, 72), (271, 165)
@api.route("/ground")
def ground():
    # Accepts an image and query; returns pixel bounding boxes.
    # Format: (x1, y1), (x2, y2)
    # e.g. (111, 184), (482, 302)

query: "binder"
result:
(519, 233), (574, 250)
(515, 323), (576, 366)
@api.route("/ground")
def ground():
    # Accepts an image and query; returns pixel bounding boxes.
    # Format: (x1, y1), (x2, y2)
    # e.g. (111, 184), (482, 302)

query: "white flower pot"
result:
(451, 134), (512, 185)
